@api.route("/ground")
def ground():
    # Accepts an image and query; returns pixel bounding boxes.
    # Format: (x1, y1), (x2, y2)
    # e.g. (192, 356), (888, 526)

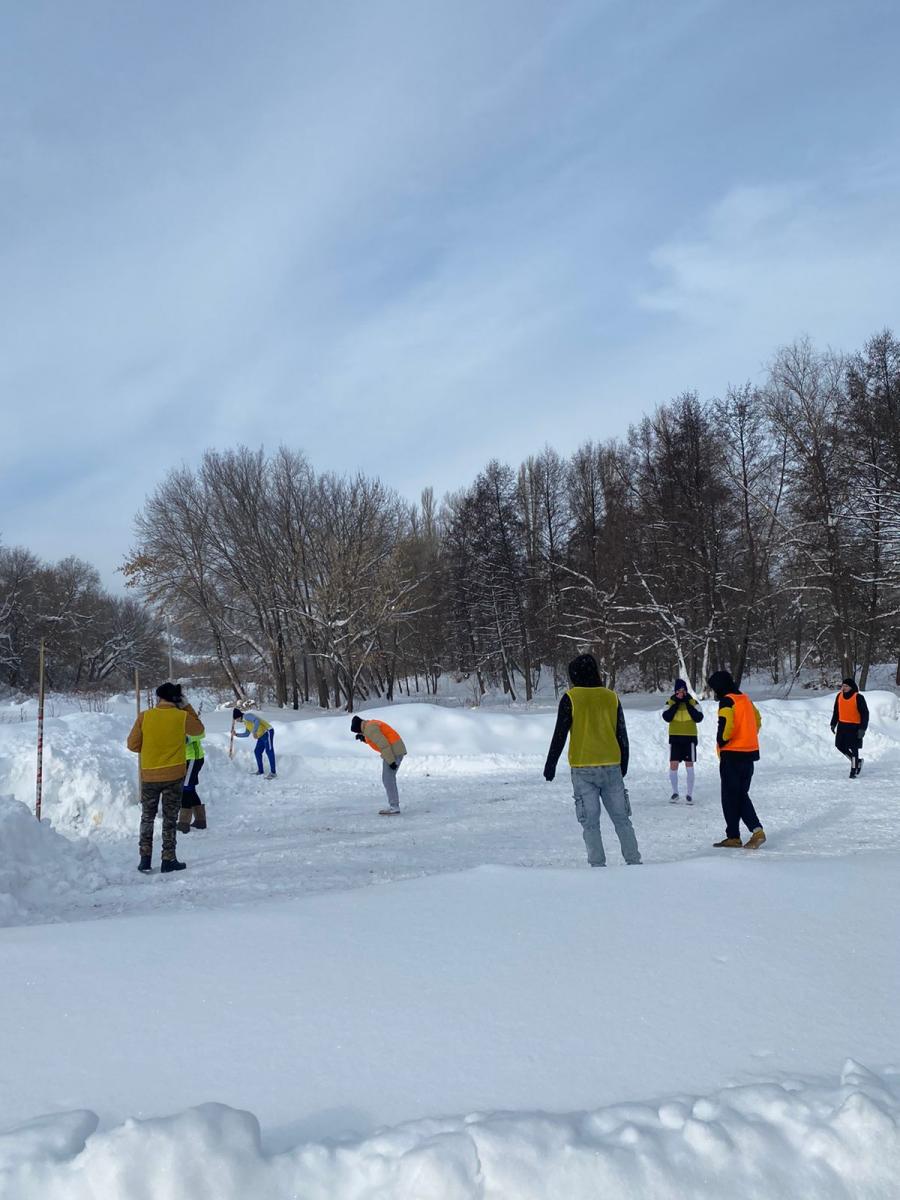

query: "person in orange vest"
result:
(351, 714), (407, 815)
(707, 670), (765, 849)
(830, 678), (869, 778)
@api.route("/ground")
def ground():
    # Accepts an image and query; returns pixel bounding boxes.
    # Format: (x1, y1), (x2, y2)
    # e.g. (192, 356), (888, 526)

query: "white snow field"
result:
(1, 692), (899, 1197)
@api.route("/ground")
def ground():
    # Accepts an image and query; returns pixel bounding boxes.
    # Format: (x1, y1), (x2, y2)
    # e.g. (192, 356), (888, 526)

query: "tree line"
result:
(123, 330), (900, 707)
(0, 547), (164, 691)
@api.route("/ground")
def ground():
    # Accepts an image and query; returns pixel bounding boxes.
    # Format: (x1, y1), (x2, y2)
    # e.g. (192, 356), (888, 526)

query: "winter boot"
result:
(176, 807), (193, 834)
(138, 855), (152, 873)
(160, 859), (187, 873)
(379, 808), (401, 816)
(713, 837), (743, 848)
(669, 793), (679, 803)
(744, 828), (767, 849)
(191, 805), (207, 830)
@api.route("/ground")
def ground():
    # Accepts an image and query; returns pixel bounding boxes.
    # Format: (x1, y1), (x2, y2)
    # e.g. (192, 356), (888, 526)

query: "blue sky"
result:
(2, 0), (899, 584)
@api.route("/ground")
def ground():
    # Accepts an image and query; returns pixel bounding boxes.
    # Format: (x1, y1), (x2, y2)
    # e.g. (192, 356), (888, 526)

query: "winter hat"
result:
(674, 678), (688, 693)
(232, 708), (244, 721)
(350, 715), (363, 733)
(568, 654), (602, 687)
(841, 677), (857, 691)
(706, 670), (735, 697)
(156, 682), (181, 704)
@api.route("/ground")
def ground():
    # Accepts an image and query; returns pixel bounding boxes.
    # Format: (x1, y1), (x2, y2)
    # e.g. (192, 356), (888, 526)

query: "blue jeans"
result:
(571, 766), (641, 866)
(254, 729), (276, 774)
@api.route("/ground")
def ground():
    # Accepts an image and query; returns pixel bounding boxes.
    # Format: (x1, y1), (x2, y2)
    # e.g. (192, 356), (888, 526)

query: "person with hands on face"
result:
(662, 678), (703, 804)
(350, 715), (407, 815)
(543, 653), (641, 867)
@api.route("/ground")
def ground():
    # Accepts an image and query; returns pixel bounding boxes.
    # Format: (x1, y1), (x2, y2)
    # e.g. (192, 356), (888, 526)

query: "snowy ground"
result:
(1, 693), (899, 1197)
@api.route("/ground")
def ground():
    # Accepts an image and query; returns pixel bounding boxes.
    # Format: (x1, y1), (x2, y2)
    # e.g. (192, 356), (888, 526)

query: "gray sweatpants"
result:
(382, 754), (405, 810)
(571, 766), (642, 866)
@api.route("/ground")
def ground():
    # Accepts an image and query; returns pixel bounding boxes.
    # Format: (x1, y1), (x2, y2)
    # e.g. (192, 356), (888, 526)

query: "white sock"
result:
(669, 769), (679, 794)
(685, 766), (695, 795)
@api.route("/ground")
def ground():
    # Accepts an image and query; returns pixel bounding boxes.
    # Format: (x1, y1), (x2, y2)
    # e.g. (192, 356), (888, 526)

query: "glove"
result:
(355, 733), (366, 742)
(543, 763), (555, 782)
(389, 761), (398, 771)
(830, 725), (836, 734)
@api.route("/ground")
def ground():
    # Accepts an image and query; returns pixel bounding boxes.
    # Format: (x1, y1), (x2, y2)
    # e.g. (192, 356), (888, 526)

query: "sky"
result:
(2, 0), (899, 585)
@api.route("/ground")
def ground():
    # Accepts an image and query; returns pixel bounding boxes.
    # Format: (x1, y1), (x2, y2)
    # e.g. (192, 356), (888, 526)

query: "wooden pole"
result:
(228, 720), (236, 760)
(35, 639), (46, 822)
(135, 668), (142, 803)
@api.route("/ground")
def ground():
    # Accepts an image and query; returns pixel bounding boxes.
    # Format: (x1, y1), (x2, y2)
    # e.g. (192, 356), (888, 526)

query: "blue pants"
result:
(254, 730), (276, 775)
(571, 766), (642, 866)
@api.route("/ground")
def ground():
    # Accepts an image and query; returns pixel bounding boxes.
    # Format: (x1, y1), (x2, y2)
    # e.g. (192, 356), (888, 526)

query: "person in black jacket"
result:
(830, 678), (869, 777)
(661, 678), (704, 803)
(543, 654), (641, 867)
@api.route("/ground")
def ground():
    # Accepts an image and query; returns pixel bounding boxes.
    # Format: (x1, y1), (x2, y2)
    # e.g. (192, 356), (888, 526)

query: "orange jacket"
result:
(360, 719), (407, 764)
(718, 692), (761, 754)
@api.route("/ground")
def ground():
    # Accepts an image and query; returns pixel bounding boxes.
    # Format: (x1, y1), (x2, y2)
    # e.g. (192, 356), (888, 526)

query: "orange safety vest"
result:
(837, 693), (861, 724)
(724, 693), (760, 753)
(364, 719), (403, 752)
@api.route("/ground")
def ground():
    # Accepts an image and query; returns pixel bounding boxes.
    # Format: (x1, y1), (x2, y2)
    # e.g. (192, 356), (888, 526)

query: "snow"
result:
(1, 689), (899, 1196)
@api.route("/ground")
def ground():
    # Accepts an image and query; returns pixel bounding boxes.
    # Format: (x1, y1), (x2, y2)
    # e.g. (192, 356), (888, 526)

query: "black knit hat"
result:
(156, 682), (181, 704)
(707, 670), (735, 697)
(568, 654), (602, 686)
(350, 715), (363, 733)
(232, 708), (244, 720)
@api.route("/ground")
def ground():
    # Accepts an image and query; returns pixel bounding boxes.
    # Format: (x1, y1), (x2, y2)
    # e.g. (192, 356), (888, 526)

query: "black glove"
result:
(543, 763), (555, 782)
(355, 733), (366, 742)
(389, 761), (398, 771)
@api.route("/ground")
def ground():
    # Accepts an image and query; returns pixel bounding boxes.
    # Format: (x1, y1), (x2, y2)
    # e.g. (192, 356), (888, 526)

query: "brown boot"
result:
(191, 804), (207, 830)
(713, 837), (743, 848)
(176, 808), (193, 834)
(744, 828), (766, 849)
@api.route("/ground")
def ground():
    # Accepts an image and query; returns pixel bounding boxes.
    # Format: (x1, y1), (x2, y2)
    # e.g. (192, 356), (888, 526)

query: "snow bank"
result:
(274, 692), (900, 774)
(0, 796), (115, 926)
(2, 1062), (898, 1199)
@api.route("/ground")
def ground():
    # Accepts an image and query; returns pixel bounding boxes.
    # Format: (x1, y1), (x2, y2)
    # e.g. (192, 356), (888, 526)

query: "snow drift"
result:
(1, 1062), (898, 1199)
(0, 795), (116, 926)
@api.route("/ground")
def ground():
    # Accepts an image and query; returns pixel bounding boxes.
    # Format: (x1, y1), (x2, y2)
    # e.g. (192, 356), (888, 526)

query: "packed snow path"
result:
(1, 694), (899, 1197)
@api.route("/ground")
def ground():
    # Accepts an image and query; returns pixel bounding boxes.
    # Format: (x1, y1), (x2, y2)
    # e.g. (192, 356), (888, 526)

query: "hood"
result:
(568, 654), (603, 687)
(707, 670), (736, 698)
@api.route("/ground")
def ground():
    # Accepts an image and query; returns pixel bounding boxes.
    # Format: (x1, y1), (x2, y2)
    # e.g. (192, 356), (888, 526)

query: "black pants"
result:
(181, 757), (204, 808)
(719, 754), (761, 839)
(834, 725), (861, 762)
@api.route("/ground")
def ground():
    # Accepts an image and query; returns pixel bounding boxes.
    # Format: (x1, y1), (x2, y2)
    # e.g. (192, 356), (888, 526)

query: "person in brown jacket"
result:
(127, 682), (204, 873)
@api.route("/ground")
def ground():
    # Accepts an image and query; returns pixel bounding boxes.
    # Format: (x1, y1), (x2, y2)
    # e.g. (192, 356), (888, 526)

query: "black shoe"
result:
(856, 758), (864, 776)
(160, 859), (186, 873)
(849, 765), (857, 778)
(138, 855), (152, 873)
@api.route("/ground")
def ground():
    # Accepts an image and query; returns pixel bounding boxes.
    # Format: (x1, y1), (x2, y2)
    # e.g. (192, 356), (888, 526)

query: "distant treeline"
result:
(124, 330), (900, 708)
(0, 548), (164, 691)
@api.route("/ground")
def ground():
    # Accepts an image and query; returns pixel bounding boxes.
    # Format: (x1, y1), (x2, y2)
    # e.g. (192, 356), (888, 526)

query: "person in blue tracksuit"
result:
(233, 709), (276, 777)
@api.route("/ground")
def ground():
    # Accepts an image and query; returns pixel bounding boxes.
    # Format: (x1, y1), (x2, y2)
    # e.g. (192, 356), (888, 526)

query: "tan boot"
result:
(713, 837), (743, 848)
(192, 804), (207, 830)
(744, 828), (766, 849)
(176, 808), (193, 834)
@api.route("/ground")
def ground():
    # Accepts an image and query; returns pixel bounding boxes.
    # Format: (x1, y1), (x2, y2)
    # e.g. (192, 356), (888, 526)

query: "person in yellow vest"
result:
(127, 682), (204, 873)
(543, 654), (641, 867)
(177, 732), (206, 833)
(707, 670), (765, 849)
(232, 709), (276, 777)
(350, 714), (407, 815)
(662, 678), (704, 804)
(830, 678), (869, 778)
